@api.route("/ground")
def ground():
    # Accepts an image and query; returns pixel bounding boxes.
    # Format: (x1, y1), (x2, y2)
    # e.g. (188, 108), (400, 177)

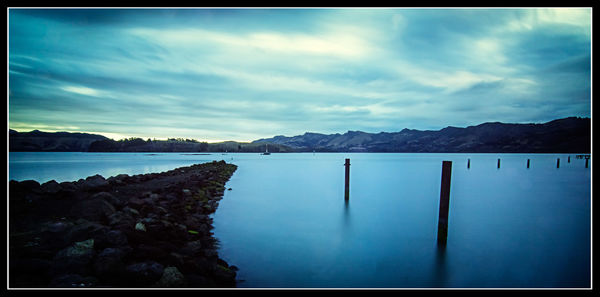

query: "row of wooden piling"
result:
(343, 155), (590, 246)
(466, 156), (589, 169)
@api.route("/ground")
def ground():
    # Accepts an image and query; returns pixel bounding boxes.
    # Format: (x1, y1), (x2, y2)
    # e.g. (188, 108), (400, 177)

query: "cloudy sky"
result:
(8, 8), (591, 142)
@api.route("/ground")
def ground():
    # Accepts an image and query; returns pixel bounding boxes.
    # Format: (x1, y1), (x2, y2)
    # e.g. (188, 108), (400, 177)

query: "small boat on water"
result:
(261, 144), (271, 155)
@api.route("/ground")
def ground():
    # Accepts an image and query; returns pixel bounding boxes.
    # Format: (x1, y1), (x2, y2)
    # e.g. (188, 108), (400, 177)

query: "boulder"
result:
(91, 192), (123, 209)
(41, 180), (61, 194)
(66, 220), (107, 244)
(105, 230), (128, 247)
(93, 248), (125, 278)
(154, 266), (186, 287)
(125, 261), (165, 287)
(52, 239), (96, 275)
(179, 241), (203, 257)
(81, 174), (109, 190)
(70, 197), (116, 223)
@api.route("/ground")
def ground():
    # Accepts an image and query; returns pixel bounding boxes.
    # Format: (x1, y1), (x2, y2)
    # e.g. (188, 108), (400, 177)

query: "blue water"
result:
(8, 152), (591, 288)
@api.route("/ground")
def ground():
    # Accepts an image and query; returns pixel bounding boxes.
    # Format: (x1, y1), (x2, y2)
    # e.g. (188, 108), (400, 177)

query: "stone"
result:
(93, 248), (125, 277)
(81, 174), (109, 190)
(135, 222), (146, 232)
(52, 239), (96, 275)
(70, 197), (116, 223)
(19, 180), (42, 193)
(41, 180), (61, 193)
(66, 220), (107, 245)
(105, 230), (128, 247)
(128, 197), (146, 210)
(92, 192), (123, 208)
(154, 266), (186, 287)
(179, 240), (203, 257)
(107, 211), (135, 228)
(125, 261), (165, 286)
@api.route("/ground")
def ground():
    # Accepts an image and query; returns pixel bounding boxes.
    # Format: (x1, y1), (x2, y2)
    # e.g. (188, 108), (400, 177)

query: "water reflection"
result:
(432, 245), (448, 287)
(343, 200), (350, 227)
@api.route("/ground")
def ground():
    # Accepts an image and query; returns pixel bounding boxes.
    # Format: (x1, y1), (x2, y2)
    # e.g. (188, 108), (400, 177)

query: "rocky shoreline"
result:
(9, 160), (238, 288)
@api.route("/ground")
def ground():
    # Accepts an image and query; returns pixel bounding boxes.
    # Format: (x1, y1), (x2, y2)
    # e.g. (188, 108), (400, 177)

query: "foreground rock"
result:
(9, 160), (238, 288)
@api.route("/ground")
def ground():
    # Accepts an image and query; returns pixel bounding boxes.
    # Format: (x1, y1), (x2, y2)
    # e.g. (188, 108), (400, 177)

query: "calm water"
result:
(8, 152), (591, 288)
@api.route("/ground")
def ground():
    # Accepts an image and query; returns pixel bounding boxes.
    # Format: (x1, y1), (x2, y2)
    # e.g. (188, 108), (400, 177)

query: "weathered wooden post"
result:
(527, 159), (530, 169)
(557, 158), (560, 168)
(497, 158), (501, 169)
(568, 156), (571, 163)
(437, 161), (452, 246)
(467, 158), (470, 169)
(344, 158), (350, 200)
(585, 158), (589, 168)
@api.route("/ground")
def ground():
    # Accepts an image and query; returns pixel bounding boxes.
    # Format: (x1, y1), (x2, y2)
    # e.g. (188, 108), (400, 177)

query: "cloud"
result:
(61, 85), (101, 96)
(8, 8), (591, 141)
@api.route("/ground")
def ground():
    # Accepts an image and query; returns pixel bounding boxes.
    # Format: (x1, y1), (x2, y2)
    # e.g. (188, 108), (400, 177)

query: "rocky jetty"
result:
(9, 160), (238, 288)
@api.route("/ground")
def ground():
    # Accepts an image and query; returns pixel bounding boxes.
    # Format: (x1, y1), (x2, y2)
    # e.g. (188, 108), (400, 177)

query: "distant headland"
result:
(9, 117), (590, 153)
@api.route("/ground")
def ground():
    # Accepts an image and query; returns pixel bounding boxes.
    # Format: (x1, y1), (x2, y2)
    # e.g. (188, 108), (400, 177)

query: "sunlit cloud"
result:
(61, 85), (101, 96)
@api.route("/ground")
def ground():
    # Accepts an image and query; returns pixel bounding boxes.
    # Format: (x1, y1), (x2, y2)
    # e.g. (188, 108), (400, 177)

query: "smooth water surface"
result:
(8, 152), (591, 288)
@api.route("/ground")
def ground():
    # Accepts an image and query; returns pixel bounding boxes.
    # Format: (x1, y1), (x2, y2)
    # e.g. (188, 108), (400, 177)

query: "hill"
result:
(9, 129), (109, 152)
(253, 117), (591, 153)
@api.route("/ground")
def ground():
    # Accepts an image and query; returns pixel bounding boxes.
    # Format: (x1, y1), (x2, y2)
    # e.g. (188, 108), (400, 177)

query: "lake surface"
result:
(8, 152), (591, 288)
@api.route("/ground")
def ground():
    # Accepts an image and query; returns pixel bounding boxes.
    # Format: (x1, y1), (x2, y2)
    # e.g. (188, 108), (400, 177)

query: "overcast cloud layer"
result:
(8, 8), (591, 142)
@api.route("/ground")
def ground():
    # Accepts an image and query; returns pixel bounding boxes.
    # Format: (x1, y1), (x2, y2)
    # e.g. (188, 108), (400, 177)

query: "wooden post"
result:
(527, 159), (530, 169)
(568, 156), (571, 163)
(585, 158), (589, 168)
(557, 158), (560, 168)
(497, 158), (501, 169)
(437, 161), (452, 246)
(467, 158), (470, 169)
(344, 158), (350, 200)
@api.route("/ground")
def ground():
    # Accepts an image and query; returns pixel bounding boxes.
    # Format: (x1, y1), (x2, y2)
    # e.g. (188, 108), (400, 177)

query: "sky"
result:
(8, 8), (592, 142)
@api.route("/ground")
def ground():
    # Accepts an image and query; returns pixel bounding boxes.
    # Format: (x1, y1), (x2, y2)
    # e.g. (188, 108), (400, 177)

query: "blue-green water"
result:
(8, 152), (591, 288)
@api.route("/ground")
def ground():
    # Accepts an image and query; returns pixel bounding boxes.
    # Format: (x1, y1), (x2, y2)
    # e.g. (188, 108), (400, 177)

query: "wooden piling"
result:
(497, 158), (501, 169)
(585, 158), (589, 168)
(344, 158), (350, 200)
(568, 156), (571, 163)
(467, 158), (470, 169)
(527, 159), (530, 169)
(437, 161), (452, 246)
(557, 158), (560, 168)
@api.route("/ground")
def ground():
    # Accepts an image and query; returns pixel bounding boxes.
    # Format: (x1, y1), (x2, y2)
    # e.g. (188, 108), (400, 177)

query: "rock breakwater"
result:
(9, 160), (238, 288)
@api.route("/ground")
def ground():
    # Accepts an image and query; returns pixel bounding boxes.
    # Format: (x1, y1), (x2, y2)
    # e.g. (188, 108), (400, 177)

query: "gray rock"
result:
(81, 174), (109, 190)
(154, 266), (186, 287)
(125, 261), (165, 286)
(52, 239), (96, 275)
(93, 248), (125, 277)
(106, 229), (128, 247)
(92, 192), (123, 208)
(70, 197), (116, 223)
(179, 240), (203, 256)
(41, 180), (61, 193)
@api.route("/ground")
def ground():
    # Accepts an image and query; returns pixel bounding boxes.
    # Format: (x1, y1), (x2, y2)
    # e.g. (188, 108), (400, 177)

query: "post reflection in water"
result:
(433, 245), (448, 287)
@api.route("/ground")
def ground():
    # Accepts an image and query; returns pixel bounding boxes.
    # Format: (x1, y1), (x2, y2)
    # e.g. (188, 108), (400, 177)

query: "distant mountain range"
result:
(253, 117), (591, 153)
(9, 117), (591, 153)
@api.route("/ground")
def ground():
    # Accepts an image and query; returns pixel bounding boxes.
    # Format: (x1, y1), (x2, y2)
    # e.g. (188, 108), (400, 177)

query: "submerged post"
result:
(344, 158), (350, 200)
(467, 158), (470, 169)
(585, 158), (589, 169)
(527, 159), (530, 169)
(557, 158), (560, 168)
(568, 156), (571, 163)
(497, 158), (501, 169)
(437, 161), (452, 246)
